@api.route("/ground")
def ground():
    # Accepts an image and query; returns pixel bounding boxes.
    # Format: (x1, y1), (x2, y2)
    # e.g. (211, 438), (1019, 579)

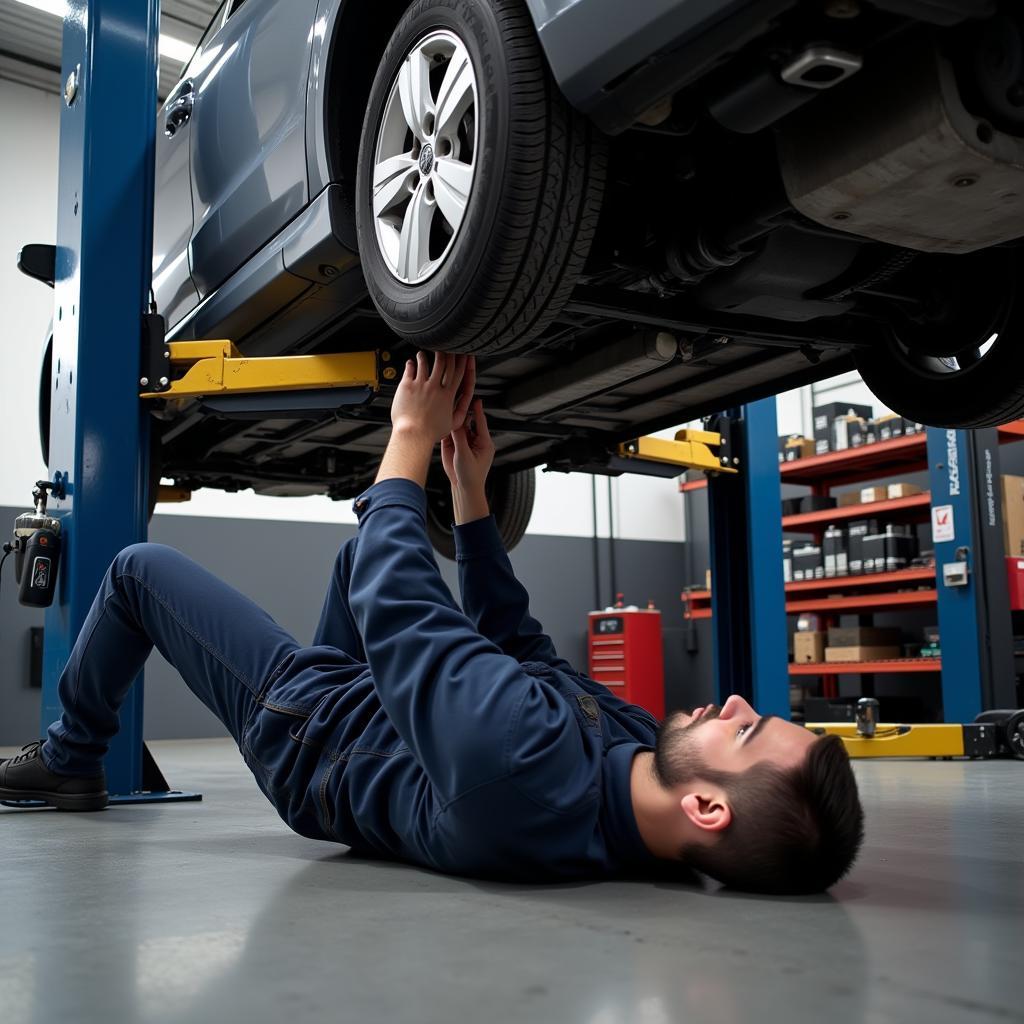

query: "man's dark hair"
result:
(655, 733), (864, 895)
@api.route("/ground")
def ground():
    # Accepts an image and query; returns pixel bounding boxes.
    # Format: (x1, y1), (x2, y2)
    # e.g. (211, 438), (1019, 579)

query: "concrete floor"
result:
(1, 740), (1021, 1024)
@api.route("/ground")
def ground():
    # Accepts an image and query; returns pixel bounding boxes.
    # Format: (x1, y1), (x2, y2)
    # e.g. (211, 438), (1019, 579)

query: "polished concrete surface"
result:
(1, 739), (1021, 1024)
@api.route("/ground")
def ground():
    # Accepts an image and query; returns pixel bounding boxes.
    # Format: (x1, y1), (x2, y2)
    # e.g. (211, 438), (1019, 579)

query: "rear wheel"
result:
(354, 0), (605, 354)
(426, 468), (535, 560)
(855, 253), (1024, 428)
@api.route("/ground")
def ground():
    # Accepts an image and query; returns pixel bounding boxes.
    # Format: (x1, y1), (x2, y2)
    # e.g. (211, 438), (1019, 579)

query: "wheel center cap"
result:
(419, 144), (434, 176)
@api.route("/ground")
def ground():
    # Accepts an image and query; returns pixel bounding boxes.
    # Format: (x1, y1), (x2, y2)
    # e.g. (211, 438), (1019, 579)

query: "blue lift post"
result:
(706, 400), (790, 718)
(43, 0), (198, 802)
(927, 427), (1016, 722)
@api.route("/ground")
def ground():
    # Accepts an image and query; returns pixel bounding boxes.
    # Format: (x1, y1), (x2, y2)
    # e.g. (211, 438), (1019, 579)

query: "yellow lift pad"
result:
(807, 722), (966, 758)
(617, 429), (739, 475)
(140, 341), (381, 400)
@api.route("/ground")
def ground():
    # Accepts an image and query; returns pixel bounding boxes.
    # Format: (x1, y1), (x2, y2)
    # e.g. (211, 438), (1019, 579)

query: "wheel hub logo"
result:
(418, 144), (434, 176)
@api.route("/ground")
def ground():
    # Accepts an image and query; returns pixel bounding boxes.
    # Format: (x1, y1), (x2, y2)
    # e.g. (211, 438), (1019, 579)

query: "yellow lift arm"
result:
(139, 340), (386, 400)
(617, 429), (739, 476)
(807, 721), (1001, 759)
(141, 343), (734, 481)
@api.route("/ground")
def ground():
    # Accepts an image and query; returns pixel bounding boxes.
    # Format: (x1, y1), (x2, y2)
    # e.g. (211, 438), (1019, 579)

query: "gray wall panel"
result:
(0, 508), (701, 746)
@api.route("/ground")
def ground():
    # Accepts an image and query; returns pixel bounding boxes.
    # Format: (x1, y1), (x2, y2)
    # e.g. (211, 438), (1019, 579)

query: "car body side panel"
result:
(152, 95), (199, 328)
(305, 0), (346, 202)
(526, 0), (772, 121)
(188, 0), (320, 299)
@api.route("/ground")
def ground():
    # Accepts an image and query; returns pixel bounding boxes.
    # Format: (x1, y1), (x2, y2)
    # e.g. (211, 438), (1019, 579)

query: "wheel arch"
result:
(305, 0), (417, 250)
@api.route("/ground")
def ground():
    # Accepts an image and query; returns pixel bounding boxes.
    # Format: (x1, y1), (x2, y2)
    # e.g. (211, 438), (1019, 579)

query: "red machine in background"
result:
(587, 596), (665, 719)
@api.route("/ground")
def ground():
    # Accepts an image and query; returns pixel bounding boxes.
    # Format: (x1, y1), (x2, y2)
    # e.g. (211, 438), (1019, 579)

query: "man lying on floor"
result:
(0, 352), (863, 894)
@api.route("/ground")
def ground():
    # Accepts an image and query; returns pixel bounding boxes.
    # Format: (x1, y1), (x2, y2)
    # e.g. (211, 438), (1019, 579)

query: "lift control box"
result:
(587, 608), (665, 718)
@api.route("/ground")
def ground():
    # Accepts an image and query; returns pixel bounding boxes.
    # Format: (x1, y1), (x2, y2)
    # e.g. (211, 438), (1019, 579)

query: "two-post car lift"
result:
(20, 2), (1018, 812)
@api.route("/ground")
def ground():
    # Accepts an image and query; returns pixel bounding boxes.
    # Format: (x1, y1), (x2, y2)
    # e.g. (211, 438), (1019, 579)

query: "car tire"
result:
(426, 467), (536, 560)
(354, 0), (606, 354)
(855, 254), (1024, 429)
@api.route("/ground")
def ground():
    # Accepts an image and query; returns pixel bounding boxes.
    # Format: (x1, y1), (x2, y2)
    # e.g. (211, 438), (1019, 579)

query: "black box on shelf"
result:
(792, 544), (823, 581)
(813, 402), (873, 454)
(781, 497), (803, 517)
(862, 527), (918, 573)
(875, 414), (905, 441)
(799, 495), (837, 514)
(823, 525), (848, 577)
(804, 698), (857, 723)
(847, 518), (880, 575)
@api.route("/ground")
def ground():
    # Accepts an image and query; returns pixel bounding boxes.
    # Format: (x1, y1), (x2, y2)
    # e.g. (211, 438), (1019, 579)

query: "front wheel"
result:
(354, 0), (606, 354)
(426, 468), (536, 560)
(855, 253), (1024, 428)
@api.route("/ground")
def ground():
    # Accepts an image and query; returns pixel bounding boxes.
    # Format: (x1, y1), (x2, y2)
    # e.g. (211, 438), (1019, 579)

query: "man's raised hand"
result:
(390, 352), (476, 443)
(441, 398), (495, 525)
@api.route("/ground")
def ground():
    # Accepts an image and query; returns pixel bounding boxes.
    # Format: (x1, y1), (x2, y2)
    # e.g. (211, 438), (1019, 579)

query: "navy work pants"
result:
(42, 540), (363, 777)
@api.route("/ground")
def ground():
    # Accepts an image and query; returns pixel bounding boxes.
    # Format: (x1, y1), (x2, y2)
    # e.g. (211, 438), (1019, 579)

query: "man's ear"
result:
(680, 790), (732, 833)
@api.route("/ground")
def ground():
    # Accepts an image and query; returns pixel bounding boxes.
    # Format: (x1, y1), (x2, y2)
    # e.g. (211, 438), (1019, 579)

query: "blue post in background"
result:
(42, 0), (160, 795)
(708, 399), (789, 718)
(927, 427), (1015, 722)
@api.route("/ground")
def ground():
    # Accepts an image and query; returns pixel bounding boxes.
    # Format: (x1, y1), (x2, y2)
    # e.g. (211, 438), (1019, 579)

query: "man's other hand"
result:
(441, 399), (495, 525)
(391, 352), (475, 443)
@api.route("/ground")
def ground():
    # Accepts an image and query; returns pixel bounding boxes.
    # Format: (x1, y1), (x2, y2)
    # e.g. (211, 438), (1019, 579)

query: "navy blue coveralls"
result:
(43, 479), (662, 881)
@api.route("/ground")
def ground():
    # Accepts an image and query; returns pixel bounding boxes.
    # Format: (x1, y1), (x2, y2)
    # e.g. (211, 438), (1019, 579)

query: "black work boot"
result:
(0, 741), (108, 811)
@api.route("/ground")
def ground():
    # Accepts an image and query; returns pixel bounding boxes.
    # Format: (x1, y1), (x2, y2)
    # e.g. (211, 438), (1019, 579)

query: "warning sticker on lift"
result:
(932, 504), (955, 544)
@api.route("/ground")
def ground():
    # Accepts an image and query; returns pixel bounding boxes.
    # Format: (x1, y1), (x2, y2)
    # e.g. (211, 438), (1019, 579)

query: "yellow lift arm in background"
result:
(617, 429), (739, 476)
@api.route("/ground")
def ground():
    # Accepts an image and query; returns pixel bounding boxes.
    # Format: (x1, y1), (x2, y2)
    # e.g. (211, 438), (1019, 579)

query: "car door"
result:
(152, 1), (227, 328)
(187, 0), (320, 299)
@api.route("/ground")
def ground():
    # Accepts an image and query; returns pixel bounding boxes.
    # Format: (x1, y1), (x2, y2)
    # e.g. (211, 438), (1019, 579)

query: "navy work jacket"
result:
(252, 478), (662, 882)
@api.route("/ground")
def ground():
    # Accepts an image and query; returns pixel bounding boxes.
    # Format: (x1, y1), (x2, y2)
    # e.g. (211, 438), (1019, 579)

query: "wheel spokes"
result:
(372, 153), (418, 218)
(397, 181), (435, 282)
(434, 40), (475, 140)
(432, 158), (472, 234)
(398, 47), (435, 140)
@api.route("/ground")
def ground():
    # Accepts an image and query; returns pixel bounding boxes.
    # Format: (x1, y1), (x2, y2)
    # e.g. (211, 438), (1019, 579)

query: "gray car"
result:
(40, 0), (1024, 554)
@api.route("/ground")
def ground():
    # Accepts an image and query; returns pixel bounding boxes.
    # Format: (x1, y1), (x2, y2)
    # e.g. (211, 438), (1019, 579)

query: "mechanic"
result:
(0, 352), (863, 894)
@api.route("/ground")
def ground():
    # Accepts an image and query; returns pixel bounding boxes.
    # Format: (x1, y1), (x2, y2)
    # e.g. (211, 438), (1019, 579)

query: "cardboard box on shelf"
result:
(1001, 474), (1024, 556)
(825, 645), (903, 663)
(860, 486), (889, 504)
(827, 626), (901, 647)
(781, 436), (815, 461)
(794, 632), (826, 663)
(837, 491), (862, 507)
(887, 483), (923, 499)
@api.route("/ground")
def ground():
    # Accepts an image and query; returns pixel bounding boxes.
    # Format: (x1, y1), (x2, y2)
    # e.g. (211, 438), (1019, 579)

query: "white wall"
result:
(0, 80), (57, 506)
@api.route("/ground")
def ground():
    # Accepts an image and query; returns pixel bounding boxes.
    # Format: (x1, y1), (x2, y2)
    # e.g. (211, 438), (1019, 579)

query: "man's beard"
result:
(652, 705), (721, 788)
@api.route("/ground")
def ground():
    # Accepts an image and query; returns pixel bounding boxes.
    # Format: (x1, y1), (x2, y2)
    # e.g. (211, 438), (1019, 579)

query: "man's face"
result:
(664, 694), (816, 776)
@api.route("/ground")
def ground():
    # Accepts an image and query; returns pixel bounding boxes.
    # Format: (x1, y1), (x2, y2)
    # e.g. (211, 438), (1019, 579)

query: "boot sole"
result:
(0, 786), (108, 811)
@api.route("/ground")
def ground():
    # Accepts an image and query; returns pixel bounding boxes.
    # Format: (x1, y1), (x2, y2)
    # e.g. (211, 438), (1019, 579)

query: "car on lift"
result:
(35, 0), (1024, 555)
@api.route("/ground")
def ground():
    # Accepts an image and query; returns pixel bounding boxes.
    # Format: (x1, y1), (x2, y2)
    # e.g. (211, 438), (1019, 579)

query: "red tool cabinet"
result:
(587, 608), (665, 719)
